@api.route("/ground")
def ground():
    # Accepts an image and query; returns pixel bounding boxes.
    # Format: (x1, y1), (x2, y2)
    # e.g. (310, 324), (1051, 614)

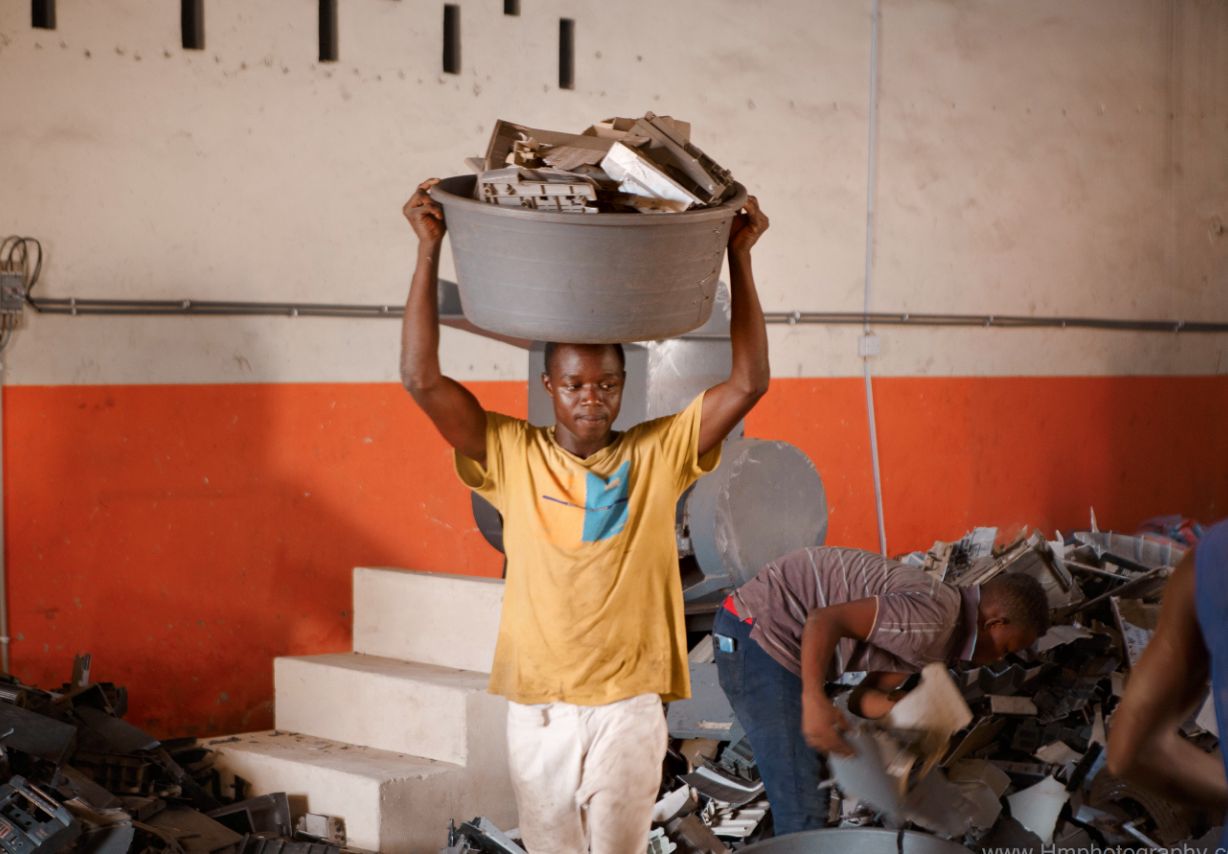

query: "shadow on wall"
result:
(4, 321), (515, 738)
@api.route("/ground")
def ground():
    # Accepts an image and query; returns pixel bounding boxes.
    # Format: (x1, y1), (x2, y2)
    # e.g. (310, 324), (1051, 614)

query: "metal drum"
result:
(430, 176), (747, 344)
(684, 437), (828, 601)
(739, 829), (971, 854)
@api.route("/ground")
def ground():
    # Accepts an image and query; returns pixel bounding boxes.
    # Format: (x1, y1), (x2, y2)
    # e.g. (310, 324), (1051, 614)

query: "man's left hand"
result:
(729, 195), (769, 256)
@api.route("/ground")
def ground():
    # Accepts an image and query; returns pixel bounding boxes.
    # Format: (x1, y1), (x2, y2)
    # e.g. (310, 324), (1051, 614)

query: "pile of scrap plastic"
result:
(0, 657), (356, 854)
(469, 113), (736, 214)
(653, 518), (1222, 852)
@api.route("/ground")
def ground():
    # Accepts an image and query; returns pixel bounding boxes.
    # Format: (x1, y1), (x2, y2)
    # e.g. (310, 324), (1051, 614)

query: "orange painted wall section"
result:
(5, 375), (1227, 737)
(748, 376), (1228, 554)
(5, 382), (524, 736)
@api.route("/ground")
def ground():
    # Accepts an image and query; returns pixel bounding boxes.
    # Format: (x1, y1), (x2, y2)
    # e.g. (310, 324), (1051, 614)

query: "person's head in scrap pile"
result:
(970, 572), (1050, 663)
(541, 342), (627, 448)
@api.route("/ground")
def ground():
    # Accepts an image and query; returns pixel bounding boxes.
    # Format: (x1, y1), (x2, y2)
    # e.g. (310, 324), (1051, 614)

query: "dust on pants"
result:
(506, 693), (667, 854)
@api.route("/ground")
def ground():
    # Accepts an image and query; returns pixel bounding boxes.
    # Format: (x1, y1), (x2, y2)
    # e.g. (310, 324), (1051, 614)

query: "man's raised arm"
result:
(697, 196), (772, 456)
(1107, 555), (1228, 808)
(400, 179), (489, 464)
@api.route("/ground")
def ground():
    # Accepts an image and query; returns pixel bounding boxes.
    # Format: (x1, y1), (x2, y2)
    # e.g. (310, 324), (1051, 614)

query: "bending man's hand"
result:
(403, 178), (446, 247)
(802, 691), (855, 758)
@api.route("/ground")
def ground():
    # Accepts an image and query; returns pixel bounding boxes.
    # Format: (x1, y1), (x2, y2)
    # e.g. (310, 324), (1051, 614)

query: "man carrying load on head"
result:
(399, 178), (771, 854)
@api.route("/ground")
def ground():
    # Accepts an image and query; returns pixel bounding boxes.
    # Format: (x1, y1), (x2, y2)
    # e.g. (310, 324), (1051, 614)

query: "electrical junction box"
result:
(0, 271), (25, 317)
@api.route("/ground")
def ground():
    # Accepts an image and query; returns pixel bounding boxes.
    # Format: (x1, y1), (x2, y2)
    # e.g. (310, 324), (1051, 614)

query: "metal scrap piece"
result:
(1089, 774), (1194, 844)
(679, 766), (763, 808)
(988, 695), (1038, 715)
(630, 112), (733, 205)
(975, 816), (1043, 854)
(446, 817), (527, 854)
(942, 717), (1007, 766)
(1007, 775), (1069, 844)
(706, 798), (769, 839)
(0, 704), (77, 764)
(207, 793), (292, 837)
(476, 166), (598, 213)
(1073, 531), (1186, 570)
(946, 759), (1011, 797)
(663, 813), (729, 854)
(601, 142), (702, 212)
(880, 663), (973, 774)
(1110, 597), (1160, 668)
(0, 776), (82, 854)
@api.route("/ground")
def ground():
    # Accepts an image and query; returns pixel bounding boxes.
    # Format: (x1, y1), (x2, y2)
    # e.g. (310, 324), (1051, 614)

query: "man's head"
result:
(971, 572), (1051, 664)
(541, 342), (627, 450)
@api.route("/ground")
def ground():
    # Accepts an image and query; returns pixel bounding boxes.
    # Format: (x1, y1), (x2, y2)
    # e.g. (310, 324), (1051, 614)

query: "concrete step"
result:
(352, 568), (503, 673)
(208, 730), (517, 854)
(274, 653), (504, 765)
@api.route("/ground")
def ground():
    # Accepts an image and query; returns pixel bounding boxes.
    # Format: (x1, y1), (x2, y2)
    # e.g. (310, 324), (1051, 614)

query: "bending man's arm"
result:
(1107, 554), (1228, 808)
(400, 179), (488, 464)
(697, 196), (771, 456)
(800, 597), (879, 757)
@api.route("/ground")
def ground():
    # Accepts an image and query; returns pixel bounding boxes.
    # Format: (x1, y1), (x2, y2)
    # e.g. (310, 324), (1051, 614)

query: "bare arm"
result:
(800, 597), (879, 756)
(400, 180), (488, 464)
(849, 671), (912, 718)
(1107, 555), (1228, 808)
(697, 197), (771, 456)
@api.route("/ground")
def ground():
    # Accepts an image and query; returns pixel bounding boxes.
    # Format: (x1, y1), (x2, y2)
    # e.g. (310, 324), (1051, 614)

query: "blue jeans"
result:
(713, 607), (829, 835)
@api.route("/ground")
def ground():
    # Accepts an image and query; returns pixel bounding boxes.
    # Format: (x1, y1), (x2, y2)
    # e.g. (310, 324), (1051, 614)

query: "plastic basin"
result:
(430, 175), (747, 344)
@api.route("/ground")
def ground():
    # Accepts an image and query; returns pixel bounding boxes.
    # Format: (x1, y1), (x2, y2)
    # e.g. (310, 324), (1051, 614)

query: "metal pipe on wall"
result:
(24, 297), (1228, 333)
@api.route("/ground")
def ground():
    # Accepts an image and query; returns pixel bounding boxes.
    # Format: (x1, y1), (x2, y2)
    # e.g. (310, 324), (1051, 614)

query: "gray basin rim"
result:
(431, 176), (749, 227)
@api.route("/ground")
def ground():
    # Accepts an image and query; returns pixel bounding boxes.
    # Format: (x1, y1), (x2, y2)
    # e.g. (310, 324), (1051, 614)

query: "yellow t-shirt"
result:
(455, 393), (720, 705)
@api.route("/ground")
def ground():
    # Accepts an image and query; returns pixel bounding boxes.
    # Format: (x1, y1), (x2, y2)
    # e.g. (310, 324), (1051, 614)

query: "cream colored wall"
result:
(1, 0), (1224, 384)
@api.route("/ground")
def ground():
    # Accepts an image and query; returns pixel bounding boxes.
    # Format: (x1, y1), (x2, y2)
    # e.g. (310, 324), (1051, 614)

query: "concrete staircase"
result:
(209, 569), (514, 853)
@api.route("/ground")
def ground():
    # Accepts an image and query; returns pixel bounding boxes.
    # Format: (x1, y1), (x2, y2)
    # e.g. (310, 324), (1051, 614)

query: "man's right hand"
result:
(403, 178), (446, 247)
(802, 691), (856, 757)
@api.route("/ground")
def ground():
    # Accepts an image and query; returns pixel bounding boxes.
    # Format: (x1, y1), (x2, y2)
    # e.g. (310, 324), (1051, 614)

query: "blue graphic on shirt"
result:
(581, 461), (631, 542)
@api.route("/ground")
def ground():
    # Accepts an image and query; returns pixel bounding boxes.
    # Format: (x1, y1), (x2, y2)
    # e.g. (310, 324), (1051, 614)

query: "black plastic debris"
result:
(0, 659), (357, 854)
(0, 776), (81, 853)
(442, 817), (527, 854)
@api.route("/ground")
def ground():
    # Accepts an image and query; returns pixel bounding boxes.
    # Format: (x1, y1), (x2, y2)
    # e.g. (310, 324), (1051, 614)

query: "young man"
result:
(714, 545), (1050, 835)
(400, 178), (770, 853)
(1107, 520), (1228, 838)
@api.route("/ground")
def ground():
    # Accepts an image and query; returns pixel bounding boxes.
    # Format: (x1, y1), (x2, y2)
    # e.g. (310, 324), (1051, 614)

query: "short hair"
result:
(983, 572), (1051, 637)
(543, 342), (626, 376)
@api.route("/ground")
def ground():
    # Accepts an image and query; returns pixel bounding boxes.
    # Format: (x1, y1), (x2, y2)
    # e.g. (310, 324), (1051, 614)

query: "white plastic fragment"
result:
(600, 142), (700, 212)
(1007, 775), (1070, 844)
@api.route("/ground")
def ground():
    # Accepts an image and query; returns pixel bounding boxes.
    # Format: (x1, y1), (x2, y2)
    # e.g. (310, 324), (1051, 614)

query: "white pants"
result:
(506, 693), (668, 854)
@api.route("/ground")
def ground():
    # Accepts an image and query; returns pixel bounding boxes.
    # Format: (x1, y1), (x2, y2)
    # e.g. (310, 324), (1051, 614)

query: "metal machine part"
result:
(737, 828), (970, 854)
(665, 661), (745, 743)
(684, 438), (827, 601)
(471, 493), (505, 556)
(0, 776), (81, 854)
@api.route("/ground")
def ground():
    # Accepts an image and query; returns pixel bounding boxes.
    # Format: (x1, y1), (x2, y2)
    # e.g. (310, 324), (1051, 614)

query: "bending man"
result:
(715, 545), (1049, 834)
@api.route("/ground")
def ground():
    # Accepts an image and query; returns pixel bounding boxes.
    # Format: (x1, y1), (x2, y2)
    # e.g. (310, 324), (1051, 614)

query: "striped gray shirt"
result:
(731, 546), (976, 679)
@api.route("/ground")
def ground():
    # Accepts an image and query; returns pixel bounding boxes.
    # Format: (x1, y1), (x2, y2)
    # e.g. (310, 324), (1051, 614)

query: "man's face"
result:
(542, 345), (625, 447)
(972, 620), (1037, 664)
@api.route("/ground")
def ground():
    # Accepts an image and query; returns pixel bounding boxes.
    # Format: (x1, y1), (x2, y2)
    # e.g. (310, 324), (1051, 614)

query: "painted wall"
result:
(1, 0), (1226, 735)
